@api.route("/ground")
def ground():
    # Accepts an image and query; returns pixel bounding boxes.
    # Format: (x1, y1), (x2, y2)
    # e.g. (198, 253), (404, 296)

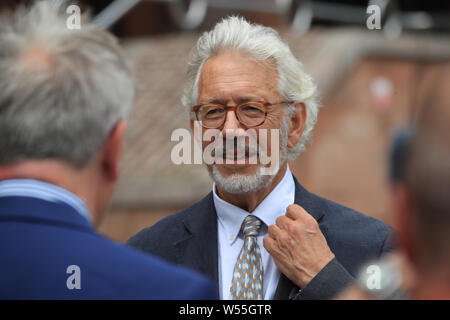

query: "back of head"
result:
(0, 0), (134, 168)
(403, 64), (450, 273)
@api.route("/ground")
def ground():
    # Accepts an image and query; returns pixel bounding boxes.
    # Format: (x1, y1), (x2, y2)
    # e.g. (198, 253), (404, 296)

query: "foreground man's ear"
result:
(101, 120), (127, 182)
(287, 102), (306, 149)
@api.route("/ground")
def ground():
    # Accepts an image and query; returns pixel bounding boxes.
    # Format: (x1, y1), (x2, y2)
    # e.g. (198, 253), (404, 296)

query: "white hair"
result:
(0, 0), (134, 167)
(183, 16), (319, 160)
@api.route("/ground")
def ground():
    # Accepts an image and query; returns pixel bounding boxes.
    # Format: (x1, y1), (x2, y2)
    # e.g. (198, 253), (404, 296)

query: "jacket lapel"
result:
(274, 177), (327, 299)
(174, 193), (220, 292)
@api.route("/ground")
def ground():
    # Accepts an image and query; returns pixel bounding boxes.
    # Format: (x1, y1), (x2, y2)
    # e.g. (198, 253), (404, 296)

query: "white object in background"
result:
(371, 77), (394, 113)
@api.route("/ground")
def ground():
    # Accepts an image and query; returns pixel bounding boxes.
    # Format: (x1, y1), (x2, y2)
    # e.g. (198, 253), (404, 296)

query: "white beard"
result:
(208, 118), (289, 194)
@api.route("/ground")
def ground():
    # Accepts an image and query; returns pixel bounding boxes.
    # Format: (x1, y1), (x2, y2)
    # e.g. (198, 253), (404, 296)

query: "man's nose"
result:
(222, 109), (242, 132)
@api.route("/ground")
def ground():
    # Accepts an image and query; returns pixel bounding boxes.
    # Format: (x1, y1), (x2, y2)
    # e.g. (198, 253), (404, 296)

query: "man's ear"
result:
(101, 120), (127, 182)
(287, 102), (307, 149)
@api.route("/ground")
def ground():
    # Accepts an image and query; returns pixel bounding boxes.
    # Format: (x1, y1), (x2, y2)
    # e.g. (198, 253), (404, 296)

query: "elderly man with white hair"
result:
(129, 16), (395, 300)
(0, 0), (217, 299)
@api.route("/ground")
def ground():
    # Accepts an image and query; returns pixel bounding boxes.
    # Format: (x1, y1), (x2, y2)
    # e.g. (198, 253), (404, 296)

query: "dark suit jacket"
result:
(128, 177), (395, 300)
(0, 196), (217, 299)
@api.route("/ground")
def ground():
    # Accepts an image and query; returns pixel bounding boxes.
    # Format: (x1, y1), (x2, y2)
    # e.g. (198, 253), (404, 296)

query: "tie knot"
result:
(242, 215), (262, 237)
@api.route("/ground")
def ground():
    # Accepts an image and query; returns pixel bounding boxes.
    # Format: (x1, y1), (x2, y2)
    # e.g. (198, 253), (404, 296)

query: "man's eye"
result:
(241, 104), (264, 114)
(204, 108), (224, 118)
(242, 106), (259, 111)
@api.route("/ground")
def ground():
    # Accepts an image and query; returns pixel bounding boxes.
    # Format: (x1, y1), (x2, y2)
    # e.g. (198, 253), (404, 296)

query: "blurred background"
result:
(2, 0), (449, 242)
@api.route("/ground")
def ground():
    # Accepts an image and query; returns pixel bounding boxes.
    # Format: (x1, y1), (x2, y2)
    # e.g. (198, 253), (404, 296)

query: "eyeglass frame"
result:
(191, 100), (293, 129)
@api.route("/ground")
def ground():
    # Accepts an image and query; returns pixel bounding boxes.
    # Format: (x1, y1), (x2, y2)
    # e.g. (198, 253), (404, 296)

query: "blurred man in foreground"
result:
(401, 99), (450, 299)
(338, 72), (450, 300)
(0, 0), (216, 299)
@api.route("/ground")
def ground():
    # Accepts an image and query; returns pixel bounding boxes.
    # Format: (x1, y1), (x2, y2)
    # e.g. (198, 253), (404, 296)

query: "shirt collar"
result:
(0, 178), (92, 224)
(213, 165), (295, 244)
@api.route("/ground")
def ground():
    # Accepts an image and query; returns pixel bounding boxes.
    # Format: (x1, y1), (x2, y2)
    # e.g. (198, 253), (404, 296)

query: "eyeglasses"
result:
(192, 101), (291, 129)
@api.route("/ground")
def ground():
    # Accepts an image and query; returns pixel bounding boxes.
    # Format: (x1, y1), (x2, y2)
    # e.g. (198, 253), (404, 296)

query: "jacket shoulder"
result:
(0, 219), (216, 299)
(127, 194), (211, 255)
(316, 192), (391, 232)
(88, 235), (217, 299)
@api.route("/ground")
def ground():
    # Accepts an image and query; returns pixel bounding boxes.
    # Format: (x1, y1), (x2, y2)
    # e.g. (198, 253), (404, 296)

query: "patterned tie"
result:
(230, 215), (263, 300)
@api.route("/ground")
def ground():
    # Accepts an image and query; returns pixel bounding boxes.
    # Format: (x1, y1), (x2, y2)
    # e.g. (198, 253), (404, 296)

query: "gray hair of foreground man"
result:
(0, 0), (134, 168)
(182, 16), (319, 160)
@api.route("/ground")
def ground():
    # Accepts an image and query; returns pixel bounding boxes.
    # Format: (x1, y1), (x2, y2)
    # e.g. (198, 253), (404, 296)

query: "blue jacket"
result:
(128, 177), (395, 300)
(0, 196), (217, 299)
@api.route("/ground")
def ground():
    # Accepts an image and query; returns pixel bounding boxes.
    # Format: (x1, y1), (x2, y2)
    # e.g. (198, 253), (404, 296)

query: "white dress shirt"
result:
(213, 165), (296, 300)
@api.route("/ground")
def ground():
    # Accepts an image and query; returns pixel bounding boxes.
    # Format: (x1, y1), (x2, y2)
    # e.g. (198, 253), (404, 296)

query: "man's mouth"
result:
(221, 147), (259, 162)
